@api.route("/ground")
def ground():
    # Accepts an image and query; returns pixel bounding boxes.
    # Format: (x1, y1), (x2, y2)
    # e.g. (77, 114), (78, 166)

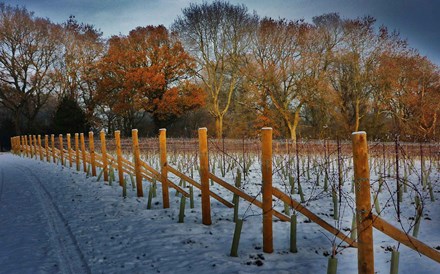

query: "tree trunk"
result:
(354, 98), (360, 132)
(215, 115), (223, 139)
(286, 109), (301, 144)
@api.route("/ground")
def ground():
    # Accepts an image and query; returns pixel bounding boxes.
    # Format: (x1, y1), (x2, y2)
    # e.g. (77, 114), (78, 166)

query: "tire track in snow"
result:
(15, 164), (91, 274)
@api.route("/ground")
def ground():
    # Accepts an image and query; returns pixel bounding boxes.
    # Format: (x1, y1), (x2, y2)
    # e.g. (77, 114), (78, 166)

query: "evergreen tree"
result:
(53, 97), (87, 134)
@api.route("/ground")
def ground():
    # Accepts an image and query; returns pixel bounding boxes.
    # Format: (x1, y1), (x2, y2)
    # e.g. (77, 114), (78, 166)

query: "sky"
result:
(3, 0), (440, 65)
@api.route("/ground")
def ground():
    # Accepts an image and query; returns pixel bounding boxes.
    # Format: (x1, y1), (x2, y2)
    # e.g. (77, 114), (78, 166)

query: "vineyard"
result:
(10, 129), (440, 273)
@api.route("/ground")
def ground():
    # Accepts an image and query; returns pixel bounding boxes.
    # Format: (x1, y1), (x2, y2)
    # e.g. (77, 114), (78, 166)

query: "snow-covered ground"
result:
(0, 152), (439, 273)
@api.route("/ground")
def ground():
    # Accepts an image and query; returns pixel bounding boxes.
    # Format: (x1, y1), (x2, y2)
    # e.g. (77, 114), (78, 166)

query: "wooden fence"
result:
(10, 129), (440, 273)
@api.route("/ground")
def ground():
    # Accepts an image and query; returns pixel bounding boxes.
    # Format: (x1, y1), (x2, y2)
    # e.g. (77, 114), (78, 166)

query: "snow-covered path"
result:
(0, 155), (89, 273)
(0, 153), (439, 274)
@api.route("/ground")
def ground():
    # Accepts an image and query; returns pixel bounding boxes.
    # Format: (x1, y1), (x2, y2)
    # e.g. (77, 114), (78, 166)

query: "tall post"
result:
(80, 133), (86, 172)
(115, 131), (124, 186)
(24, 135), (28, 157)
(51, 134), (55, 163)
(352, 131), (374, 274)
(17, 136), (20, 154)
(29, 135), (34, 158)
(38, 135), (43, 161)
(33, 135), (37, 158)
(100, 130), (109, 181)
(67, 134), (72, 167)
(262, 127), (274, 253)
(159, 129), (170, 208)
(33, 135), (37, 159)
(45, 135), (49, 162)
(89, 131), (96, 176)
(198, 128), (212, 225)
(59, 134), (64, 166)
(21, 136), (24, 156)
(132, 129), (143, 197)
(75, 133), (80, 171)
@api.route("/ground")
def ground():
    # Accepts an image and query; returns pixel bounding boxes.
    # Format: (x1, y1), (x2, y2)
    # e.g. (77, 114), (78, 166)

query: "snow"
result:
(0, 152), (439, 273)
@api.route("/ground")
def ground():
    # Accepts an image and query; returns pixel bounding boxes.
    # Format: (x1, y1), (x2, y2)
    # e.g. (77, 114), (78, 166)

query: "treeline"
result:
(0, 1), (439, 148)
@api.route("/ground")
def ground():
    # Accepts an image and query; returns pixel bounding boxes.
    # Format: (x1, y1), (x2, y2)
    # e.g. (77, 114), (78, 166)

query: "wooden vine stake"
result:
(51, 134), (55, 163)
(352, 131), (374, 274)
(75, 133), (80, 171)
(159, 129), (170, 208)
(44, 135), (49, 162)
(22, 136), (27, 157)
(115, 131), (124, 186)
(261, 127), (273, 253)
(67, 134), (72, 167)
(100, 130), (108, 181)
(38, 135), (43, 161)
(198, 128), (211, 225)
(29, 135), (34, 158)
(26, 135), (30, 157)
(59, 134), (64, 166)
(132, 129), (143, 197)
(33, 135), (37, 158)
(89, 131), (96, 176)
(80, 133), (86, 172)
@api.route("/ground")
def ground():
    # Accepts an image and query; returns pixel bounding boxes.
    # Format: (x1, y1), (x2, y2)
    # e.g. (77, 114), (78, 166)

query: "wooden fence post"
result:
(37, 135), (43, 161)
(262, 127), (274, 253)
(115, 131), (124, 186)
(352, 131), (374, 274)
(132, 129), (143, 197)
(198, 128), (212, 225)
(80, 133), (86, 172)
(33, 135), (37, 159)
(67, 134), (72, 167)
(23, 136), (28, 157)
(33, 135), (37, 158)
(22, 136), (26, 157)
(18, 136), (21, 155)
(89, 131), (96, 176)
(16, 136), (19, 154)
(51, 134), (55, 163)
(75, 133), (80, 171)
(59, 134), (64, 166)
(100, 130), (108, 181)
(29, 135), (34, 158)
(13, 137), (17, 154)
(159, 128), (170, 208)
(45, 135), (49, 162)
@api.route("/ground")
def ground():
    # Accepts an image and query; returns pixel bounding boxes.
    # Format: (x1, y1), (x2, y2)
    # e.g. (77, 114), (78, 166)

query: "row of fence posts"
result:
(10, 129), (439, 274)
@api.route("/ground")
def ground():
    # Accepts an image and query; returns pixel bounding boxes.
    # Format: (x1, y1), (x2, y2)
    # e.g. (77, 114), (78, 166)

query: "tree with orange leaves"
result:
(377, 52), (440, 140)
(96, 25), (205, 135)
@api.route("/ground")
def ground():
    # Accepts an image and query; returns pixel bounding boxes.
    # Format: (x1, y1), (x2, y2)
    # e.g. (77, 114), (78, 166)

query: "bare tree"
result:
(328, 16), (400, 132)
(0, 4), (62, 133)
(172, 0), (258, 138)
(246, 18), (331, 142)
